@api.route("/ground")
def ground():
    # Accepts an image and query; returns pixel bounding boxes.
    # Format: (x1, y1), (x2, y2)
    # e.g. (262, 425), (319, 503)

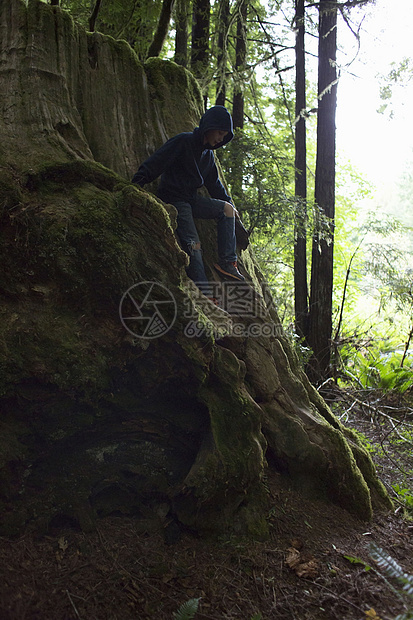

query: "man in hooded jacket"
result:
(131, 106), (245, 291)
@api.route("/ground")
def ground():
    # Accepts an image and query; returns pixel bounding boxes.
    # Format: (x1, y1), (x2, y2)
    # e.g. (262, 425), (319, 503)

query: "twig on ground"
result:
(66, 590), (82, 619)
(309, 580), (365, 614)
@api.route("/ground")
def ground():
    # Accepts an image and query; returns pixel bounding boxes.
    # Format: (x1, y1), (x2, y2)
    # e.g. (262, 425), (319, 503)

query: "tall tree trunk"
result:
(232, 0), (248, 129)
(215, 0), (230, 106)
(293, 0), (309, 340)
(89, 0), (102, 32)
(174, 0), (189, 67)
(307, 0), (338, 382)
(147, 0), (176, 58)
(191, 0), (210, 99)
(230, 0), (248, 208)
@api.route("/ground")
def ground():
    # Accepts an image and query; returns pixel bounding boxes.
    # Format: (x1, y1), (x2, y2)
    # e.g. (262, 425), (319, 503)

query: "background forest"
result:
(58, 0), (413, 392)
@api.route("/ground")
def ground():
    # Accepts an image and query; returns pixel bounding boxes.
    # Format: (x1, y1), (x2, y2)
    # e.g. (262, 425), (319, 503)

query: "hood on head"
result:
(198, 106), (234, 148)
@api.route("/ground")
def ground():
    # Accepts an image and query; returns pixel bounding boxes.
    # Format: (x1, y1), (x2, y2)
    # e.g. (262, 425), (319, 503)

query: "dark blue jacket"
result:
(131, 106), (234, 204)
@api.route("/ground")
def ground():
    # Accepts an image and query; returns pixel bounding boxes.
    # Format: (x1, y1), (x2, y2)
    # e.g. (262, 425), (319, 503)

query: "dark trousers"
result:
(172, 196), (237, 291)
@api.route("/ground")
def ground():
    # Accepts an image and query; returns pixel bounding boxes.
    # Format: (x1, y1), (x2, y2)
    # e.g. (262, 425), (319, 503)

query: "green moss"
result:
(262, 399), (374, 521)
(344, 427), (394, 511)
(144, 58), (204, 130)
(321, 422), (373, 521)
(144, 58), (203, 107)
(174, 346), (267, 533)
(0, 303), (112, 398)
(0, 161), (185, 317)
(232, 484), (270, 540)
(197, 347), (265, 488)
(25, 160), (124, 192)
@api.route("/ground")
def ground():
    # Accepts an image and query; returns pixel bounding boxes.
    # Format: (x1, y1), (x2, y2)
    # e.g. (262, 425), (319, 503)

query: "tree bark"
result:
(147, 0), (176, 58)
(174, 0), (190, 67)
(293, 0), (309, 341)
(230, 0), (248, 208)
(191, 0), (210, 85)
(232, 0), (248, 129)
(89, 0), (102, 33)
(307, 0), (338, 382)
(215, 0), (230, 106)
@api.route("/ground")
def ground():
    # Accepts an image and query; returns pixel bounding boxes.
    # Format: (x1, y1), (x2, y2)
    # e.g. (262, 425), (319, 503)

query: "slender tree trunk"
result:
(174, 0), (189, 67)
(293, 0), (309, 340)
(89, 0), (102, 32)
(230, 0), (248, 208)
(307, 0), (338, 382)
(147, 0), (176, 58)
(401, 322), (413, 367)
(191, 0), (210, 96)
(215, 0), (230, 106)
(232, 0), (248, 129)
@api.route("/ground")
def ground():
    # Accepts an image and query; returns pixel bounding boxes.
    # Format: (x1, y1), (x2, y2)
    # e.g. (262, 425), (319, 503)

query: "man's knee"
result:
(224, 201), (235, 217)
(187, 240), (201, 254)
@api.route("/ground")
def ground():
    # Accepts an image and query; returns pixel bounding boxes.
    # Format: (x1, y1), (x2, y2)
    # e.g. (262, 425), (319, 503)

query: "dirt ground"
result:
(1, 389), (412, 620)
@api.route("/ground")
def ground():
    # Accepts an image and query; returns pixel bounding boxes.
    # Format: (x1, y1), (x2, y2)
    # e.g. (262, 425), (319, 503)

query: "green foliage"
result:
(392, 484), (413, 513)
(172, 597), (201, 620)
(397, 162), (413, 230)
(344, 554), (373, 571)
(220, 126), (294, 234)
(61, 0), (163, 59)
(339, 334), (413, 393)
(334, 210), (413, 390)
(360, 214), (413, 317)
(377, 57), (413, 118)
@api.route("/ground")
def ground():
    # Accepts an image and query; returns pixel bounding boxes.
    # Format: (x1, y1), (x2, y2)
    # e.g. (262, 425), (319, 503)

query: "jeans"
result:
(171, 196), (237, 292)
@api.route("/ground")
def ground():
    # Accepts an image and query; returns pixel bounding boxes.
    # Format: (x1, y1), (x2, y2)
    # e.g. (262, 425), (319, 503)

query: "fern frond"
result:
(173, 597), (201, 620)
(370, 544), (413, 597)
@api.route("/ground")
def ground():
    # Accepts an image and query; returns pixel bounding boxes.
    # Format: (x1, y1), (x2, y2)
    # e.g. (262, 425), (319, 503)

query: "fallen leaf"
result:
(285, 547), (319, 578)
(295, 559), (319, 579)
(58, 537), (68, 552)
(285, 547), (301, 569)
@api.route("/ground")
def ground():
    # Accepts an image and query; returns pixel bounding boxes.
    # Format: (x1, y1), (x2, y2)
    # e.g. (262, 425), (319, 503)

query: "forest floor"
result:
(1, 388), (413, 620)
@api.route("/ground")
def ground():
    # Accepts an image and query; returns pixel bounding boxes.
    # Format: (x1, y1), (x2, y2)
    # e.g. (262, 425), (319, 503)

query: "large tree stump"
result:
(0, 0), (391, 537)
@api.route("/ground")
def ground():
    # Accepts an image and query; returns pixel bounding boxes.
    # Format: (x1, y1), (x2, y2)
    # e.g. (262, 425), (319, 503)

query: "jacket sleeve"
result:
(131, 135), (182, 186)
(203, 156), (233, 203)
